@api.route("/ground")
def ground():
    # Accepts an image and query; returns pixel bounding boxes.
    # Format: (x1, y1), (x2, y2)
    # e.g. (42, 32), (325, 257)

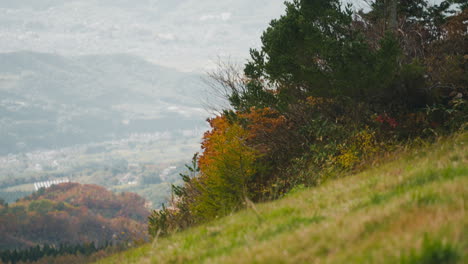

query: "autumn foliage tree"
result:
(148, 0), (467, 237)
(189, 115), (259, 221)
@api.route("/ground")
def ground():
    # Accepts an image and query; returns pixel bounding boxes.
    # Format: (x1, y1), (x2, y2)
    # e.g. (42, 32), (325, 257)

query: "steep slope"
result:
(96, 132), (467, 263)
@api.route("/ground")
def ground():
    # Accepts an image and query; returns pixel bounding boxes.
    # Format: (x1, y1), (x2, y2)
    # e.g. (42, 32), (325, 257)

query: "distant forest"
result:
(0, 183), (150, 250)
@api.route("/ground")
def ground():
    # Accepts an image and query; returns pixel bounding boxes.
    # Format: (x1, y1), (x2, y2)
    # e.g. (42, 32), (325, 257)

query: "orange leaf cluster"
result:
(198, 115), (232, 170)
(238, 107), (287, 142)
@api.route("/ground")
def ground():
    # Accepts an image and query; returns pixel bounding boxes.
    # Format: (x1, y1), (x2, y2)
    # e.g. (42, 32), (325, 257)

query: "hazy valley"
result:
(0, 51), (208, 208)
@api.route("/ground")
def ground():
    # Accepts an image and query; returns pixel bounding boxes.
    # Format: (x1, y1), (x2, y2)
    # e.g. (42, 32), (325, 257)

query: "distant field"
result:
(96, 132), (467, 264)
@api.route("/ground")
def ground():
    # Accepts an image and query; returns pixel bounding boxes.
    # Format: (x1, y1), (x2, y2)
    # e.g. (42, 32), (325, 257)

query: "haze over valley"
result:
(0, 51), (207, 207)
(0, 0), (285, 71)
(0, 1), (290, 208)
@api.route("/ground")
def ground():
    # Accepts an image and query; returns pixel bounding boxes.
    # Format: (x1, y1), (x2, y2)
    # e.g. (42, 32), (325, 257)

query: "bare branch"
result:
(201, 57), (247, 115)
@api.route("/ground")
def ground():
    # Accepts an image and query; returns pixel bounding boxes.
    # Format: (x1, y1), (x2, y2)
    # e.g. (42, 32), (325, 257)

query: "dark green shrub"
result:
(400, 235), (460, 264)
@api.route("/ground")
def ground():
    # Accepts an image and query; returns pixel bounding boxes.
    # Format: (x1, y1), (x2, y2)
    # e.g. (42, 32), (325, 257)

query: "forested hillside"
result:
(0, 183), (150, 250)
(97, 132), (467, 264)
(147, 0), (467, 237)
(136, 0), (465, 263)
(1, 0), (466, 263)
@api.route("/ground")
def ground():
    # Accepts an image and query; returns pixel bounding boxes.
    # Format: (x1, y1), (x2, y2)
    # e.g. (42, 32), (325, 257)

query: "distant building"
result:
(33, 178), (70, 191)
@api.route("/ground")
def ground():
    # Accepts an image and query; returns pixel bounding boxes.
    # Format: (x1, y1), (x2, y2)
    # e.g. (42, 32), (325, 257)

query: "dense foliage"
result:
(148, 0), (467, 237)
(0, 242), (111, 264)
(0, 183), (150, 251)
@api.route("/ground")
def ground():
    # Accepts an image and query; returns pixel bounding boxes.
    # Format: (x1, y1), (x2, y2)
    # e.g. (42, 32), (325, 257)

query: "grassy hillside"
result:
(96, 132), (467, 263)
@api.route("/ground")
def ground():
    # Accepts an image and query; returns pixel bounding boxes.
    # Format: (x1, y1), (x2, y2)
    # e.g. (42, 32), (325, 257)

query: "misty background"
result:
(0, 0), (442, 207)
(0, 0), (290, 207)
(0, 0), (287, 72)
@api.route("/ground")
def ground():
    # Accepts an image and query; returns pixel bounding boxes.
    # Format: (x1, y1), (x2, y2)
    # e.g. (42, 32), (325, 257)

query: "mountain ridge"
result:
(0, 51), (207, 154)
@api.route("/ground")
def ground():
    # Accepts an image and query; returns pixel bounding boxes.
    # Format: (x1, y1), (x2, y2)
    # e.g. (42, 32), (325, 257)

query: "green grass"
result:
(96, 133), (467, 264)
(399, 234), (460, 264)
